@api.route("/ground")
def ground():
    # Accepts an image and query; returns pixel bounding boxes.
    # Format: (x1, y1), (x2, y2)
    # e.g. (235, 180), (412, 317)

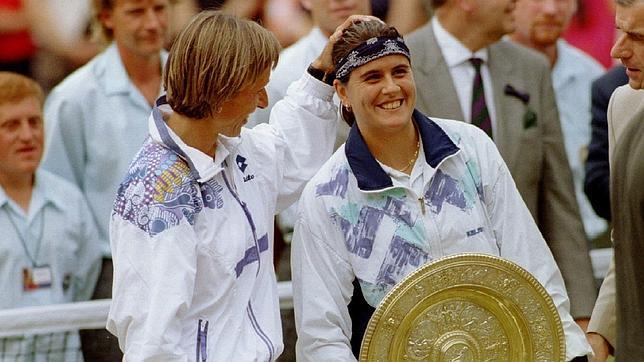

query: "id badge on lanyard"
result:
(6, 207), (52, 291)
(23, 265), (53, 290)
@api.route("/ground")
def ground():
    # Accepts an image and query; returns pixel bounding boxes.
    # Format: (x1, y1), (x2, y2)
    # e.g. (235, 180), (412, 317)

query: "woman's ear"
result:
(334, 79), (350, 108)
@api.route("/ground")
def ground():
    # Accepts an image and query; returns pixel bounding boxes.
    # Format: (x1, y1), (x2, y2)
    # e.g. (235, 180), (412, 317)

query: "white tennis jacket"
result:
(291, 113), (592, 361)
(107, 73), (337, 361)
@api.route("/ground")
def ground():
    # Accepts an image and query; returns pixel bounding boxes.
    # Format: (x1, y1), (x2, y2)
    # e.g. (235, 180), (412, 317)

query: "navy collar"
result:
(345, 109), (460, 191)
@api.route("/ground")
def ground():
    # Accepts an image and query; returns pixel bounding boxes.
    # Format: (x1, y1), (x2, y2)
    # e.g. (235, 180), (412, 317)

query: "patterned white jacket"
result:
(291, 111), (592, 361)
(107, 73), (337, 361)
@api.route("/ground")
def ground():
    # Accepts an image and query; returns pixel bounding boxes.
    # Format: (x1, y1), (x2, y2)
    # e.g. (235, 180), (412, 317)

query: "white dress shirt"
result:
(432, 17), (498, 137)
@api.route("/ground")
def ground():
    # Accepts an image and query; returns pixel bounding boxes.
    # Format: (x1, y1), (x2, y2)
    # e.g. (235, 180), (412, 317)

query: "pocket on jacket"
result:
(196, 319), (209, 362)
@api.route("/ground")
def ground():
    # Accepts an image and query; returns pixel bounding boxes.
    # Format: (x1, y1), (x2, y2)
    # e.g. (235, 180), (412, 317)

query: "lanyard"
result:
(4, 207), (45, 267)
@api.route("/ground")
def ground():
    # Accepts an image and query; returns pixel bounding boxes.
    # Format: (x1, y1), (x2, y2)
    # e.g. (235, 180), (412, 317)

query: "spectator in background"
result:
(42, 0), (172, 360)
(385, 0), (431, 34)
(510, 0), (607, 241)
(223, 0), (313, 47)
(584, 65), (627, 222)
(0, 0), (36, 76)
(182, 0), (313, 47)
(404, 0), (597, 326)
(0, 71), (101, 361)
(0, 0), (98, 83)
(30, 0), (99, 92)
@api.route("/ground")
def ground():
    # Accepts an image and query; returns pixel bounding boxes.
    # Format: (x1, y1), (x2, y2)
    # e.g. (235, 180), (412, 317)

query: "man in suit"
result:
(511, 0), (607, 242)
(584, 66), (627, 362)
(405, 0), (597, 325)
(587, 1), (644, 359)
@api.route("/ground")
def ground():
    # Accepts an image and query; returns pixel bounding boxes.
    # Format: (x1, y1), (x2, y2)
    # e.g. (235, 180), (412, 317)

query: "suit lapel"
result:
(411, 27), (524, 169)
(615, 87), (644, 143)
(410, 25), (464, 121)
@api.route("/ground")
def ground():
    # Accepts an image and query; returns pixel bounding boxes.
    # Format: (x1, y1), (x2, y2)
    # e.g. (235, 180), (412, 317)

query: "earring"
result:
(216, 106), (223, 114)
(343, 103), (352, 112)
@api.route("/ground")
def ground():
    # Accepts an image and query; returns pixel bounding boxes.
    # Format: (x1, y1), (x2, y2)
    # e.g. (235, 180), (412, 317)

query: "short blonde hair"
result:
(164, 11), (280, 119)
(0, 72), (44, 107)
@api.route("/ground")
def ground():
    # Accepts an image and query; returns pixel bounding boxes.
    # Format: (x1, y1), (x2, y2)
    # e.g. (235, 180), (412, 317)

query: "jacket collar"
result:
(552, 39), (593, 90)
(100, 43), (168, 110)
(149, 97), (240, 183)
(345, 109), (460, 191)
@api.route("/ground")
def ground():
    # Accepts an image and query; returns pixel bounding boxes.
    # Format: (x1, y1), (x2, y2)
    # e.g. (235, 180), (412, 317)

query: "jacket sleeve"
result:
(291, 188), (357, 362)
(587, 257), (616, 347)
(535, 66), (597, 318)
(107, 217), (197, 362)
(42, 90), (87, 187)
(585, 86), (621, 349)
(257, 73), (338, 213)
(479, 134), (592, 360)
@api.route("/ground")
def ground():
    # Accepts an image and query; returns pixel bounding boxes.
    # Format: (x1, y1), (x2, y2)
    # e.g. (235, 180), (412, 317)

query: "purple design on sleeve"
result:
(315, 168), (350, 198)
(376, 235), (430, 286)
(424, 170), (467, 214)
(113, 140), (225, 236)
(235, 233), (269, 277)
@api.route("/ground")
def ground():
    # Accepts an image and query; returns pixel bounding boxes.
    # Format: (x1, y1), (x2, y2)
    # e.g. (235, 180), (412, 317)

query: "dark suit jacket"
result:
(584, 65), (628, 221)
(403, 22), (596, 318)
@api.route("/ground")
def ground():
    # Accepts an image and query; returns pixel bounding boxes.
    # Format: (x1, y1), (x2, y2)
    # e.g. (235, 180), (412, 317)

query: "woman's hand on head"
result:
(311, 15), (384, 75)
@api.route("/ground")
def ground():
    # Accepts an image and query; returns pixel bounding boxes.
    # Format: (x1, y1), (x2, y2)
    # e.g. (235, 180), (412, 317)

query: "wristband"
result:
(307, 64), (335, 86)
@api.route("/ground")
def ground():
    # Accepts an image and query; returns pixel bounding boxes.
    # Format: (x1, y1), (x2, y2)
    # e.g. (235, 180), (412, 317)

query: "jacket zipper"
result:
(221, 167), (262, 276)
(221, 165), (274, 359)
(196, 319), (209, 362)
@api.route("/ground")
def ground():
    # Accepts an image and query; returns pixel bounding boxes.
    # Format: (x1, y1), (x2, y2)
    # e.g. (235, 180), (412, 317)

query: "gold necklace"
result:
(397, 137), (420, 173)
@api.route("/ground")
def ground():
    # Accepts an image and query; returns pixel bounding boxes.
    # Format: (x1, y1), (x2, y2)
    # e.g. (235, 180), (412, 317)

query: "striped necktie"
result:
(469, 58), (493, 138)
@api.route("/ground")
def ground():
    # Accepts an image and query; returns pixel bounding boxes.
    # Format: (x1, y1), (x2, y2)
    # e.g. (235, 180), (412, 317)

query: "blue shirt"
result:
(552, 39), (606, 239)
(0, 170), (101, 361)
(42, 43), (167, 257)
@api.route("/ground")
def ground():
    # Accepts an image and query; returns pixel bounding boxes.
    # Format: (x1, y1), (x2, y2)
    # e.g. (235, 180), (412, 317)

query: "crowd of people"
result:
(0, 0), (641, 361)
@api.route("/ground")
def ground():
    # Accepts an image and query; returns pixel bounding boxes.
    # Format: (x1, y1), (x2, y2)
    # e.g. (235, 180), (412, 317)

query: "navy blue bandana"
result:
(335, 36), (411, 82)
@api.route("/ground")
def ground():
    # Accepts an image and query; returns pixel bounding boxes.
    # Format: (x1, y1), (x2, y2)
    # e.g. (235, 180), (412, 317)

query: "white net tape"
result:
(0, 281), (293, 338)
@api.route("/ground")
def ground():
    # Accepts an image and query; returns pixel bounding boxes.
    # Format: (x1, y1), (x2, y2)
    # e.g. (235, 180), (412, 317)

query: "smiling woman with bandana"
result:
(290, 18), (591, 361)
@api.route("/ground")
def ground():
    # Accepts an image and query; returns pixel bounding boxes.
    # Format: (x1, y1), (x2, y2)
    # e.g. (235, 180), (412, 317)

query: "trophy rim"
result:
(359, 252), (566, 362)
